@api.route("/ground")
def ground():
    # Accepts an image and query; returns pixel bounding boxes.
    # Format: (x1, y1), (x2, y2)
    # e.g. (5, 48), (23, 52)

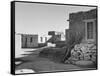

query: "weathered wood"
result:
(62, 43), (76, 62)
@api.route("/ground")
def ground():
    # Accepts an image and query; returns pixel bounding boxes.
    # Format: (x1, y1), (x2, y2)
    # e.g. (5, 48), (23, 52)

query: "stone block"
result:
(84, 55), (91, 60)
(75, 60), (94, 66)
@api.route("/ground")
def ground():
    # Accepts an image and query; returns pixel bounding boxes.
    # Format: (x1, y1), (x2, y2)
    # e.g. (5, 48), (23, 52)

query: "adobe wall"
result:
(68, 9), (97, 43)
(22, 34), (38, 48)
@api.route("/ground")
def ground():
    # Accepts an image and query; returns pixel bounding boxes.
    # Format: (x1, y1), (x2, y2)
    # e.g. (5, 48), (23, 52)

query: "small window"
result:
(45, 37), (47, 42)
(40, 37), (43, 42)
(30, 37), (33, 43)
(25, 37), (27, 47)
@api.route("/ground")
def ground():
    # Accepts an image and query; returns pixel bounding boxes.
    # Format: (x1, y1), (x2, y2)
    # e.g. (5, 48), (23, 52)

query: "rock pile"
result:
(65, 43), (97, 65)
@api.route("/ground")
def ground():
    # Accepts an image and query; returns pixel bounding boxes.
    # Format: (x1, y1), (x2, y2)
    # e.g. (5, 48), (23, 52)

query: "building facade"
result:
(22, 34), (38, 48)
(47, 31), (61, 43)
(38, 35), (51, 43)
(66, 9), (97, 44)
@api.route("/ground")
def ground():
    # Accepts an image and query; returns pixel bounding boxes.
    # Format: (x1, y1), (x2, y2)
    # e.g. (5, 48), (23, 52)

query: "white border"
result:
(0, 0), (99, 76)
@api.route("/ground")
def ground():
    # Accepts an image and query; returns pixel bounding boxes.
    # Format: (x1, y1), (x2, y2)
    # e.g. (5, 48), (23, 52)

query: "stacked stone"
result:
(65, 43), (97, 64)
(90, 45), (97, 63)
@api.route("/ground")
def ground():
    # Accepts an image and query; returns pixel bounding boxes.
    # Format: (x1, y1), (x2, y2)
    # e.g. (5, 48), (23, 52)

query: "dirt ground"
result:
(15, 47), (96, 73)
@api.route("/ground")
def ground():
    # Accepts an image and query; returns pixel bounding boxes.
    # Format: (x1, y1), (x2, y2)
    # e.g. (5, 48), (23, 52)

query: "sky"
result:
(15, 2), (96, 36)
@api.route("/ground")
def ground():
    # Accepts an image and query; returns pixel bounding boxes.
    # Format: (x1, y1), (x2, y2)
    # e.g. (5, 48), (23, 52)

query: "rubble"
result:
(65, 43), (97, 65)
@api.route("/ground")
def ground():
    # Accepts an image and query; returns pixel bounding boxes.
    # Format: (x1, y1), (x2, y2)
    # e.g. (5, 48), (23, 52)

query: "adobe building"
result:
(21, 34), (38, 48)
(66, 8), (97, 44)
(64, 9), (97, 63)
(47, 31), (61, 43)
(38, 35), (51, 43)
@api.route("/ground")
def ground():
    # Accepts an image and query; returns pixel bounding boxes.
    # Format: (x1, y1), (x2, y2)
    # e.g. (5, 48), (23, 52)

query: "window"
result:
(45, 37), (47, 42)
(30, 37), (33, 43)
(25, 37), (27, 47)
(40, 37), (43, 42)
(84, 19), (95, 41)
(87, 22), (93, 39)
